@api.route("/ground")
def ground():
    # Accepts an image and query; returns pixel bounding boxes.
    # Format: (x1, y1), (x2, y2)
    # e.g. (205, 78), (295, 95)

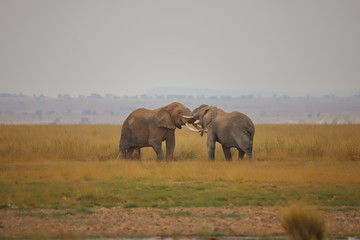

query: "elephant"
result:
(117, 102), (195, 161)
(186, 104), (255, 161)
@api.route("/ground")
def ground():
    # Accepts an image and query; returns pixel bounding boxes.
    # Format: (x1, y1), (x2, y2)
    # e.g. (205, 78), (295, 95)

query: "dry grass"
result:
(254, 125), (360, 161)
(1, 124), (359, 162)
(0, 124), (359, 209)
(280, 203), (326, 240)
(1, 124), (360, 185)
(1, 160), (359, 186)
(0, 125), (117, 161)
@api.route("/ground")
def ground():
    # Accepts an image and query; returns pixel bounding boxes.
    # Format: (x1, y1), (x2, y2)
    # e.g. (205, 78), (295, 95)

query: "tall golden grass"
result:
(0, 125), (117, 161)
(2, 160), (359, 186)
(1, 124), (359, 162)
(1, 125), (359, 209)
(0, 124), (359, 186)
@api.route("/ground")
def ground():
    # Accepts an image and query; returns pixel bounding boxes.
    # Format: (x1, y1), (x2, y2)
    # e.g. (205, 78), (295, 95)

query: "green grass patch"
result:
(162, 211), (193, 217)
(123, 203), (139, 208)
(196, 231), (226, 237)
(1, 179), (359, 210)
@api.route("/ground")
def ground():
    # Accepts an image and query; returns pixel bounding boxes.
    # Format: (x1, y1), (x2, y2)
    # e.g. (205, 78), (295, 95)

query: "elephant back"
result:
(229, 111), (255, 137)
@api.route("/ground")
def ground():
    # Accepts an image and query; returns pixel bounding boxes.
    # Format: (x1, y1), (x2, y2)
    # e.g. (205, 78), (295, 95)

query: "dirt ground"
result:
(0, 206), (359, 239)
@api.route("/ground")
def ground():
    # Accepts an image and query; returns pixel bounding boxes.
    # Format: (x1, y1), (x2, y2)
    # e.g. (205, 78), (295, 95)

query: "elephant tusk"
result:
(185, 122), (208, 134)
(185, 122), (201, 132)
(182, 115), (194, 119)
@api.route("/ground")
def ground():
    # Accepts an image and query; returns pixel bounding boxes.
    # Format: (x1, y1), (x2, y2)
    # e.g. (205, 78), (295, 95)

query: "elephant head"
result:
(155, 102), (195, 129)
(184, 104), (214, 134)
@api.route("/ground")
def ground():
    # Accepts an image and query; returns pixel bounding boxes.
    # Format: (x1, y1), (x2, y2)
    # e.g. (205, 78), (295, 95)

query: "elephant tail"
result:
(118, 121), (130, 159)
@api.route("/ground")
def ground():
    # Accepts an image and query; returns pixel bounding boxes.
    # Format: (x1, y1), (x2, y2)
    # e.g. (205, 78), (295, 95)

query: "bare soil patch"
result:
(1, 207), (359, 238)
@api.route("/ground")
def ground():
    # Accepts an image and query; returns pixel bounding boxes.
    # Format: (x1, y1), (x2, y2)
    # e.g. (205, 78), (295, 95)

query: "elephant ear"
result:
(200, 107), (215, 128)
(154, 110), (176, 129)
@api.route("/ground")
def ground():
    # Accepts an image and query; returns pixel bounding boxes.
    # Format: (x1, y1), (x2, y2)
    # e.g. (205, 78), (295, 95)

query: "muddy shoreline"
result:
(1, 207), (359, 239)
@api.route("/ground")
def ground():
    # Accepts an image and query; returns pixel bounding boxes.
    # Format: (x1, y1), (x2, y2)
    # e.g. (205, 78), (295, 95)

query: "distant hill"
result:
(146, 87), (248, 97)
(146, 87), (356, 98)
(0, 93), (359, 124)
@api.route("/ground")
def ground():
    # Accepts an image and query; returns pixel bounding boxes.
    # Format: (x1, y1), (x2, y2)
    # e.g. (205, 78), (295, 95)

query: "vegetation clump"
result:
(280, 204), (325, 240)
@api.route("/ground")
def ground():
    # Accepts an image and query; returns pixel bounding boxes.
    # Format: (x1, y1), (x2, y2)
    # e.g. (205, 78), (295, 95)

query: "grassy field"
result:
(0, 124), (359, 210)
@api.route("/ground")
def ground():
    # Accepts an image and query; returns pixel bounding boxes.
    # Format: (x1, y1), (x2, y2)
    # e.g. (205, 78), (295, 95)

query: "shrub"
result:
(280, 204), (325, 240)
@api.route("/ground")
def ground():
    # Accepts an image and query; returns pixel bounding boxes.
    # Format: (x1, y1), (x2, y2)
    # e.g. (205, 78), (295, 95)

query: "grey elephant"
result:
(117, 102), (195, 161)
(186, 104), (255, 161)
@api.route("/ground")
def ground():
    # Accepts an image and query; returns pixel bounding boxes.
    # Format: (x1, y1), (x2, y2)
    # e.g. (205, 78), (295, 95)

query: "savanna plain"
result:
(0, 124), (359, 239)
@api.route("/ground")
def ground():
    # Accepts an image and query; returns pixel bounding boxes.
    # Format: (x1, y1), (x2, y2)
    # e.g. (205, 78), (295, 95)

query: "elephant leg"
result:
(117, 146), (127, 159)
(235, 135), (253, 161)
(247, 139), (253, 160)
(126, 147), (135, 159)
(222, 145), (232, 161)
(165, 132), (175, 161)
(116, 152), (123, 160)
(207, 134), (216, 161)
(238, 149), (245, 160)
(152, 142), (164, 160)
(132, 148), (141, 160)
(246, 152), (253, 160)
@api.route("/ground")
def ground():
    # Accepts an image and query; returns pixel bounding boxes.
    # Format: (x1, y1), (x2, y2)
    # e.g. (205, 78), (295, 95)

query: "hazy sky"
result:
(1, 0), (359, 97)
